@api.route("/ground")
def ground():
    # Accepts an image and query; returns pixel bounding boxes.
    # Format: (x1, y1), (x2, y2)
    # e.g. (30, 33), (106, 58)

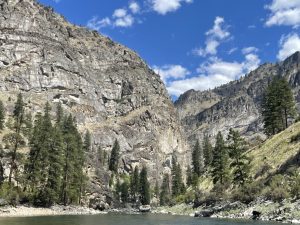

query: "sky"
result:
(38, 0), (300, 100)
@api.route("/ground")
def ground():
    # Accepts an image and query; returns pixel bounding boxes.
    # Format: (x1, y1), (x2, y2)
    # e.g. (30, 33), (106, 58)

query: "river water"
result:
(0, 213), (280, 225)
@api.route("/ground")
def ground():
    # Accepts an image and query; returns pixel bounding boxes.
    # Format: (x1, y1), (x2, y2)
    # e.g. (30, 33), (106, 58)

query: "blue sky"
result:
(38, 0), (300, 99)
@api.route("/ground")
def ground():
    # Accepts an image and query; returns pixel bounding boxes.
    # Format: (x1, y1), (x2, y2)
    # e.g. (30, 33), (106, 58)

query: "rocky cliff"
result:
(0, 0), (188, 202)
(175, 52), (300, 144)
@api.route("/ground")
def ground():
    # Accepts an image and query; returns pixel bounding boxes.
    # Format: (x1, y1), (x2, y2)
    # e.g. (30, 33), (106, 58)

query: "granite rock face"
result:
(175, 52), (300, 144)
(0, 0), (189, 202)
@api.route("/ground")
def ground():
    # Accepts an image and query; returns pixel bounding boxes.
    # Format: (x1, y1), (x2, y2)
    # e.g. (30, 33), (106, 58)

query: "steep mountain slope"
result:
(0, 0), (188, 202)
(175, 52), (300, 143)
(248, 121), (300, 180)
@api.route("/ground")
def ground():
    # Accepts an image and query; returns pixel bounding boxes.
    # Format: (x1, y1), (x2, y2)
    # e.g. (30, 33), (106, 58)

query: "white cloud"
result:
(112, 9), (134, 27)
(242, 46), (258, 55)
(87, 8), (135, 30)
(153, 65), (190, 83)
(113, 9), (127, 18)
(87, 17), (111, 31)
(265, 0), (300, 27)
(167, 53), (260, 97)
(129, 1), (140, 14)
(194, 17), (231, 57)
(150, 0), (193, 15)
(228, 47), (238, 55)
(277, 33), (300, 60)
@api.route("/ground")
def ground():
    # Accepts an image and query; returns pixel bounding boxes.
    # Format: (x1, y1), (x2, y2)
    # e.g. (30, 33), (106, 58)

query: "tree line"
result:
(0, 94), (89, 206)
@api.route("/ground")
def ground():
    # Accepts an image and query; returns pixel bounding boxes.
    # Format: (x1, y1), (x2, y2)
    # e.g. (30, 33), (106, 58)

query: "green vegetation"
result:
(0, 95), (89, 207)
(262, 77), (296, 136)
(211, 132), (230, 186)
(109, 140), (120, 173)
(139, 166), (150, 205)
(227, 128), (250, 186)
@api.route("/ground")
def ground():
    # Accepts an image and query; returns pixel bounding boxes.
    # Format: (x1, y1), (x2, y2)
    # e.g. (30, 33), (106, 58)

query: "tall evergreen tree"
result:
(109, 140), (120, 173)
(203, 135), (213, 167)
(120, 181), (129, 203)
(171, 157), (184, 197)
(61, 114), (85, 205)
(186, 166), (193, 187)
(262, 77), (296, 135)
(7, 93), (26, 186)
(56, 102), (64, 126)
(227, 129), (250, 186)
(0, 100), (5, 130)
(44, 124), (63, 206)
(211, 132), (230, 185)
(139, 166), (150, 205)
(160, 173), (171, 206)
(130, 166), (139, 202)
(192, 140), (204, 176)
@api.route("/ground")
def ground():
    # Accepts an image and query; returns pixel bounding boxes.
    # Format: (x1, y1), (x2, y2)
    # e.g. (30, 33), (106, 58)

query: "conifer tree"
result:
(130, 166), (139, 202)
(61, 114), (85, 205)
(186, 166), (193, 187)
(192, 140), (204, 176)
(0, 100), (5, 130)
(160, 173), (171, 206)
(203, 135), (213, 167)
(139, 166), (150, 205)
(227, 129), (250, 186)
(211, 132), (230, 185)
(56, 102), (64, 125)
(262, 77), (296, 135)
(44, 124), (63, 206)
(120, 181), (129, 203)
(6, 93), (26, 186)
(109, 140), (120, 173)
(171, 157), (184, 197)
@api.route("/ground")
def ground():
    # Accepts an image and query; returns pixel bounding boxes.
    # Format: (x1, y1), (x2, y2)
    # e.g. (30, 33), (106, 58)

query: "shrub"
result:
(263, 175), (290, 202)
(231, 181), (263, 204)
(291, 132), (300, 142)
(290, 173), (300, 199)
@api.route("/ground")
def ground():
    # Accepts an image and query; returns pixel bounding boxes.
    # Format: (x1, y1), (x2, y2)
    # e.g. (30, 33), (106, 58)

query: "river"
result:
(0, 213), (281, 225)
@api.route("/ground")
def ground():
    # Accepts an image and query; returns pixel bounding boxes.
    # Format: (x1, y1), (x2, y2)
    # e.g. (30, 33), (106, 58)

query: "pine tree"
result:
(130, 166), (139, 202)
(171, 157), (184, 197)
(211, 132), (230, 185)
(109, 140), (120, 173)
(83, 131), (91, 153)
(44, 124), (63, 206)
(115, 179), (121, 203)
(262, 77), (296, 135)
(186, 166), (193, 187)
(160, 173), (171, 206)
(61, 114), (85, 205)
(203, 135), (213, 167)
(0, 100), (5, 130)
(56, 102), (64, 126)
(120, 181), (129, 203)
(139, 166), (150, 205)
(227, 129), (250, 186)
(192, 140), (204, 176)
(0, 145), (4, 185)
(7, 93), (26, 186)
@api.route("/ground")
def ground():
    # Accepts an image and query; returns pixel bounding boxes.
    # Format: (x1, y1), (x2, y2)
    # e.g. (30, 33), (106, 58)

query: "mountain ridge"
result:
(0, 0), (189, 205)
(175, 51), (300, 144)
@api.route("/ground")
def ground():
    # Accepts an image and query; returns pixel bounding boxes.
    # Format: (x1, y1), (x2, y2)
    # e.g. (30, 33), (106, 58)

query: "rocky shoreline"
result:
(152, 199), (300, 224)
(0, 205), (107, 217)
(2, 199), (300, 224)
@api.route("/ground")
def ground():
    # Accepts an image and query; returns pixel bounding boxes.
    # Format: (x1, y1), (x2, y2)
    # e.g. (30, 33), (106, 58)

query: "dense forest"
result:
(0, 76), (298, 209)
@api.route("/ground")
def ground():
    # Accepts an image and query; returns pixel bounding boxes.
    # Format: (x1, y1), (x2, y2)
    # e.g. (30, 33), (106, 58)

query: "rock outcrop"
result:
(175, 52), (300, 144)
(0, 0), (188, 203)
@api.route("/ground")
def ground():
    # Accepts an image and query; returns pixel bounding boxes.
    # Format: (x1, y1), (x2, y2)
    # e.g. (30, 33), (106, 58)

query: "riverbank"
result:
(152, 199), (300, 224)
(0, 205), (107, 217)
